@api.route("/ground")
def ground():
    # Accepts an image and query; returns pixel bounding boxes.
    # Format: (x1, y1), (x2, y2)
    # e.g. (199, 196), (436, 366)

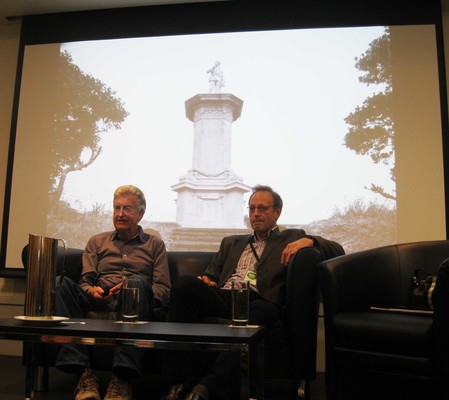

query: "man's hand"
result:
(198, 275), (218, 287)
(88, 282), (123, 301)
(88, 286), (107, 301)
(109, 282), (123, 296)
(281, 237), (314, 265)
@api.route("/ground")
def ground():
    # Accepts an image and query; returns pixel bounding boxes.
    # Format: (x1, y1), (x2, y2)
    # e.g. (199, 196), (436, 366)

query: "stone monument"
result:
(171, 62), (251, 228)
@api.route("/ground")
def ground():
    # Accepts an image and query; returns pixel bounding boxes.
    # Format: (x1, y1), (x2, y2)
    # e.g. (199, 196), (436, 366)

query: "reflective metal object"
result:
(24, 234), (66, 317)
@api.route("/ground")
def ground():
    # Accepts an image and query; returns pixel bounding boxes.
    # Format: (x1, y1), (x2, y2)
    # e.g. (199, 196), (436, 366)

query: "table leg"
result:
(242, 340), (264, 400)
(240, 344), (249, 399)
(24, 343), (37, 400)
(255, 339), (264, 400)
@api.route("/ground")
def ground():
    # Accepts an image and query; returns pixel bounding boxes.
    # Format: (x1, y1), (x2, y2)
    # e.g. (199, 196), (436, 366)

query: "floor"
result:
(0, 355), (326, 400)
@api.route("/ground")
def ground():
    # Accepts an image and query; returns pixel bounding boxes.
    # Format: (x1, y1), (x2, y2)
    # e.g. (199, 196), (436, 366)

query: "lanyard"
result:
(249, 236), (261, 263)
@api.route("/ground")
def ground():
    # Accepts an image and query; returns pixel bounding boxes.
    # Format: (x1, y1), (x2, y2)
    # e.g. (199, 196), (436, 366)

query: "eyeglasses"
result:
(248, 205), (275, 213)
(114, 205), (136, 214)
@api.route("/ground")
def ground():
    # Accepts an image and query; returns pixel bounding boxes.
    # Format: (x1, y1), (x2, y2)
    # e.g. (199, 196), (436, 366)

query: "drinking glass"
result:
(121, 279), (139, 323)
(231, 280), (250, 326)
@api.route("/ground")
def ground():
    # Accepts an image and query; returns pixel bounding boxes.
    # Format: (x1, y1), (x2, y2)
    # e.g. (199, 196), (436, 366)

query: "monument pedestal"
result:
(172, 171), (250, 228)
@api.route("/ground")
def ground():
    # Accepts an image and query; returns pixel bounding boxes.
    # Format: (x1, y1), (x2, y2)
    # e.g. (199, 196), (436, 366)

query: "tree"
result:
(344, 27), (396, 201)
(305, 200), (396, 253)
(49, 50), (129, 207)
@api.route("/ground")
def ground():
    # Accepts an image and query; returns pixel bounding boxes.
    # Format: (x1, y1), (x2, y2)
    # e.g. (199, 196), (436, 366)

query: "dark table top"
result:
(0, 318), (264, 346)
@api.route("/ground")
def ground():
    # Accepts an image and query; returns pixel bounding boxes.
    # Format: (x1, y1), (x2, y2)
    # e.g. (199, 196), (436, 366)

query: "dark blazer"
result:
(203, 228), (344, 306)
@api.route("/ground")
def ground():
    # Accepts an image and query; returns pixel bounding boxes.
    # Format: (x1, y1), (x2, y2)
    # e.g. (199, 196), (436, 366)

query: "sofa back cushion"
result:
(22, 245), (215, 284)
(167, 251), (215, 282)
(319, 240), (449, 314)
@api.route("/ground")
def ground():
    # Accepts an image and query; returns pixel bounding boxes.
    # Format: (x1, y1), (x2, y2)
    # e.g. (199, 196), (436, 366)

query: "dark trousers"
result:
(53, 274), (154, 377)
(163, 275), (283, 399)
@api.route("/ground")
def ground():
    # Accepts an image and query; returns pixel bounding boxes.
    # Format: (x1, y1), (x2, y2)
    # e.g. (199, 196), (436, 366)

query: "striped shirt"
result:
(222, 227), (277, 291)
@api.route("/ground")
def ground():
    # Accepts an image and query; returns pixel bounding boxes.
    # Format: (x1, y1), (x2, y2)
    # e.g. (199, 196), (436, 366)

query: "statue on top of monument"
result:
(207, 61), (225, 93)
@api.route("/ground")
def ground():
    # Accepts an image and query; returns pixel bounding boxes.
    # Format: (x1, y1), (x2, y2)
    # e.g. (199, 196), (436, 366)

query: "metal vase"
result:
(24, 234), (67, 317)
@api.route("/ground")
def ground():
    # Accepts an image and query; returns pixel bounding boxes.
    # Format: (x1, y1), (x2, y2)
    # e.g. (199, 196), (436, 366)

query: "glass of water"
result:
(231, 280), (250, 326)
(121, 279), (139, 323)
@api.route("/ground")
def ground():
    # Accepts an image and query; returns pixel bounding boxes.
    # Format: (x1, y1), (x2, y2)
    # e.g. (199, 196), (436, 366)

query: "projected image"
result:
(5, 23), (443, 267)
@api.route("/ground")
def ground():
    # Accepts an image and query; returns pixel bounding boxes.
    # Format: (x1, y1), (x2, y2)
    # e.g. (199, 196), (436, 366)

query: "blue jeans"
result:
(54, 274), (154, 376)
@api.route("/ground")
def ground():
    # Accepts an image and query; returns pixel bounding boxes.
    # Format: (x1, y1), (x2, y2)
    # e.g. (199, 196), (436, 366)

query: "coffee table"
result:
(0, 318), (265, 399)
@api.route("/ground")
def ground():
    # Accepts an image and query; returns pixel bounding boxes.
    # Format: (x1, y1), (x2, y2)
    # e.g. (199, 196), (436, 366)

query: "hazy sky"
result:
(59, 26), (393, 225)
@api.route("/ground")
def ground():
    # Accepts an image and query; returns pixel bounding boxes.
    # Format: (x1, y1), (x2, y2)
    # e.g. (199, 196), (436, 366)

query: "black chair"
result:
(318, 240), (449, 400)
(431, 257), (449, 399)
(22, 243), (328, 399)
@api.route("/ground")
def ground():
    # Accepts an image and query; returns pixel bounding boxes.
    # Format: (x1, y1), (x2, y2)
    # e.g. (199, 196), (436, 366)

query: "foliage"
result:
(344, 27), (396, 200)
(49, 50), (129, 208)
(48, 197), (395, 254)
(305, 199), (396, 253)
(48, 201), (113, 249)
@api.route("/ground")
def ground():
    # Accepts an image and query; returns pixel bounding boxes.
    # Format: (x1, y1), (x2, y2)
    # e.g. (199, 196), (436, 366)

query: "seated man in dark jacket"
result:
(160, 184), (344, 400)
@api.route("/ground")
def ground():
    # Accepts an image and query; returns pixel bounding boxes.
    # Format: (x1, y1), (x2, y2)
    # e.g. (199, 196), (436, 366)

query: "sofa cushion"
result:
(334, 348), (432, 377)
(334, 311), (433, 357)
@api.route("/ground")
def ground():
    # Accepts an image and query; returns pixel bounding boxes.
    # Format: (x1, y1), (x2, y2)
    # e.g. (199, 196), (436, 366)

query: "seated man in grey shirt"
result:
(54, 185), (171, 400)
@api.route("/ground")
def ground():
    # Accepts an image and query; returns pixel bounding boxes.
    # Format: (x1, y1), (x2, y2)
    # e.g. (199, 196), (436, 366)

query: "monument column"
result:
(187, 93), (242, 175)
(171, 63), (251, 229)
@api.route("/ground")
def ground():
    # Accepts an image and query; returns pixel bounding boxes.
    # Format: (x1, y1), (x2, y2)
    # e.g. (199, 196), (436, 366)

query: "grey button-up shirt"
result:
(78, 227), (171, 306)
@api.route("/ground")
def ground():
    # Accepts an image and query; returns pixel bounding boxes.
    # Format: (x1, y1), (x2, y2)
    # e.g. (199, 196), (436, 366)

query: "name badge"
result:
(245, 270), (257, 286)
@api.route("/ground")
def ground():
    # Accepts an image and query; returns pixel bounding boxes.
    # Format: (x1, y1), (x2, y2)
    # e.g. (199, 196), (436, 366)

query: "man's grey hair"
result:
(249, 185), (283, 210)
(114, 185), (146, 212)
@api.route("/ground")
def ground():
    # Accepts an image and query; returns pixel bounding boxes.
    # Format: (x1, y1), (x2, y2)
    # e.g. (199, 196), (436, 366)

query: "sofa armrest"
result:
(318, 246), (401, 318)
(284, 246), (325, 380)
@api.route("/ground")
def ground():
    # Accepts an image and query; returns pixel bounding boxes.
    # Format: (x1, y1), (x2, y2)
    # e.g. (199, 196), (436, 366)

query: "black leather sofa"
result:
(22, 244), (327, 399)
(318, 240), (449, 400)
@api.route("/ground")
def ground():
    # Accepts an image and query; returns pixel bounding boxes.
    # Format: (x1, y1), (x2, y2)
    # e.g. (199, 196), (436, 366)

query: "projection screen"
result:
(1, 1), (447, 272)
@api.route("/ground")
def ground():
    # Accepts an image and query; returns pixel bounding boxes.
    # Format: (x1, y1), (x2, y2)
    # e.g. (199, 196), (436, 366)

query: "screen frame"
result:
(2, 0), (448, 278)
